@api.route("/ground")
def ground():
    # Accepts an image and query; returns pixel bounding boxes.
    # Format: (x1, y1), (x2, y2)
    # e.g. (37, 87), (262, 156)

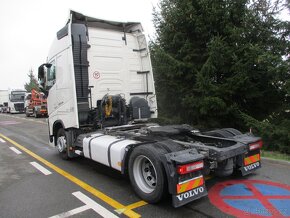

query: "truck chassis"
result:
(55, 123), (262, 207)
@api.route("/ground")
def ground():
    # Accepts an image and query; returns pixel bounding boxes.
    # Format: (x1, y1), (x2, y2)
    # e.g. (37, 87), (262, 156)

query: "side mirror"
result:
(38, 63), (51, 80)
(38, 63), (52, 96)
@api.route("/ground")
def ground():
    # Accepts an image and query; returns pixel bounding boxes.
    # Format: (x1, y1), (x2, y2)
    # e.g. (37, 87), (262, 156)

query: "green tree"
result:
(24, 69), (40, 92)
(151, 0), (289, 127)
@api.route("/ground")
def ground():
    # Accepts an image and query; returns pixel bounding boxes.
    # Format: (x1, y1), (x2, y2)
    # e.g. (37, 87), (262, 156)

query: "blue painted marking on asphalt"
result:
(224, 199), (271, 216)
(221, 184), (253, 196)
(254, 184), (290, 196)
(269, 199), (290, 216)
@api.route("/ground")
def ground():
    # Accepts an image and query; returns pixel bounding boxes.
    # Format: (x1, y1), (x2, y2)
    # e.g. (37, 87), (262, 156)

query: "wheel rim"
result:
(133, 155), (157, 194)
(57, 136), (66, 153)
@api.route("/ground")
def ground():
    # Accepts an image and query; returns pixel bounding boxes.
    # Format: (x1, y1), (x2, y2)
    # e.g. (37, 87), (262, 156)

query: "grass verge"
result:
(261, 150), (290, 162)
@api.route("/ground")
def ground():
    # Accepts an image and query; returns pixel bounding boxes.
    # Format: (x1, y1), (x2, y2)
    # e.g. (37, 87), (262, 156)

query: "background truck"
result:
(0, 103), (8, 113)
(38, 11), (262, 207)
(0, 90), (9, 113)
(7, 89), (26, 114)
(25, 89), (48, 117)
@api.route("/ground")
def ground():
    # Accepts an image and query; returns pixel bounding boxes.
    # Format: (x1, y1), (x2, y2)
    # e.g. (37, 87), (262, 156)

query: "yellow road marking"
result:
(115, 201), (148, 214)
(0, 133), (140, 218)
(0, 125), (216, 215)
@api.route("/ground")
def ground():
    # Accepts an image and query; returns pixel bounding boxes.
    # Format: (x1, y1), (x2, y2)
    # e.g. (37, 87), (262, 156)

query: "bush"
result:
(240, 112), (290, 154)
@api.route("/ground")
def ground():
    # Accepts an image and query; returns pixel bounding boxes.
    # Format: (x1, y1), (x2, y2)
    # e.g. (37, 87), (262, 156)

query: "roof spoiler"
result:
(69, 10), (143, 33)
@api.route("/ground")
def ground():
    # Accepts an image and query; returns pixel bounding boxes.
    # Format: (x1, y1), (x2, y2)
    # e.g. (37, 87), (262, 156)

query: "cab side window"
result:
(47, 60), (56, 88)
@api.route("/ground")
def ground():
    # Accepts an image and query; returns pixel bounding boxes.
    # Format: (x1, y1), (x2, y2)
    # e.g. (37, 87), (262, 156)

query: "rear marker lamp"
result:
(249, 140), (263, 151)
(177, 161), (204, 175)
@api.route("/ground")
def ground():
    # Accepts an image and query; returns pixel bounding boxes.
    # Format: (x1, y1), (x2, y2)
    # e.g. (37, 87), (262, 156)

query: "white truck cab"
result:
(39, 11), (157, 145)
(8, 89), (26, 113)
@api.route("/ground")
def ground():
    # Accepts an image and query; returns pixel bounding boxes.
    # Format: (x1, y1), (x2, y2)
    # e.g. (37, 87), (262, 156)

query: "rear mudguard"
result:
(161, 148), (207, 207)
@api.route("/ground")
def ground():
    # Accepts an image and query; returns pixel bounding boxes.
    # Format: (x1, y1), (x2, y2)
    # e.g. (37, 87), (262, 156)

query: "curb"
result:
(262, 157), (290, 166)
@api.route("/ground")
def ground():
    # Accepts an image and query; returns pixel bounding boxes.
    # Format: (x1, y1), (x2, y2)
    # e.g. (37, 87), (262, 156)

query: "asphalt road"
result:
(0, 113), (290, 218)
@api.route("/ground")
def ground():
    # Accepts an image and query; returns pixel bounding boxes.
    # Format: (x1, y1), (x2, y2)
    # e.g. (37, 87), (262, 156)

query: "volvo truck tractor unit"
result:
(8, 89), (26, 113)
(38, 11), (262, 207)
(0, 90), (8, 113)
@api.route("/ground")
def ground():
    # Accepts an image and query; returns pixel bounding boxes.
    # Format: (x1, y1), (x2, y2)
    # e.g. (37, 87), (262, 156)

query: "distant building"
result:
(0, 90), (9, 105)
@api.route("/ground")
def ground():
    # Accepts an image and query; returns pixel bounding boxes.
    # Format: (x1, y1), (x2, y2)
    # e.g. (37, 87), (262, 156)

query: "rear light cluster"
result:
(249, 140), (263, 151)
(177, 161), (204, 175)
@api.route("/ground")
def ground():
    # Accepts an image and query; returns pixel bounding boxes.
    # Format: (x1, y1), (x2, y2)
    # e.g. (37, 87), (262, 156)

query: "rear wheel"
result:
(128, 145), (167, 203)
(34, 109), (39, 118)
(25, 107), (30, 117)
(215, 158), (234, 177)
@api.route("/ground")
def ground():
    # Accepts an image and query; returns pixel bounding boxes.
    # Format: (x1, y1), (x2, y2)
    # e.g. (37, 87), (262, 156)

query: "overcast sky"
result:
(0, 0), (289, 90)
(0, 0), (159, 90)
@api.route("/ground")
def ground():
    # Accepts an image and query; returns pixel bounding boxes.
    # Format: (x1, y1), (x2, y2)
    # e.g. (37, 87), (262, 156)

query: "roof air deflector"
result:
(69, 10), (143, 33)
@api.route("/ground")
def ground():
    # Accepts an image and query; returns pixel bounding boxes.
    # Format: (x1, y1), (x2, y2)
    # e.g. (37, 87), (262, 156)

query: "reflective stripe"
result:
(244, 153), (260, 166)
(177, 176), (204, 194)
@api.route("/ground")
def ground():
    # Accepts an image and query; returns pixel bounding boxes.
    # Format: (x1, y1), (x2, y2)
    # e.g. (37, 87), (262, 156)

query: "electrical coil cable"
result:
(105, 95), (112, 117)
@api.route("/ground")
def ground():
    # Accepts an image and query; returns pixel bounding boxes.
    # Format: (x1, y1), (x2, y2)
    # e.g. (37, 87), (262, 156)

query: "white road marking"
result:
(0, 113), (46, 124)
(73, 191), (119, 218)
(0, 120), (20, 125)
(49, 205), (90, 218)
(0, 138), (6, 143)
(49, 191), (119, 218)
(9, 147), (22, 154)
(30, 161), (52, 175)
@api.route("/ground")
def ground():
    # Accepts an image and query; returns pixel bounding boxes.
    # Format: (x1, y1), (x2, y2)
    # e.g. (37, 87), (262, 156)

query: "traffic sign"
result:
(208, 180), (290, 218)
(93, 71), (100, 79)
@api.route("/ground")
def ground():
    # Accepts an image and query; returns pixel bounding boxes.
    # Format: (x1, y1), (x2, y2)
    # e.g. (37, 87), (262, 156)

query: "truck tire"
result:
(34, 110), (39, 118)
(128, 144), (167, 203)
(25, 107), (30, 117)
(56, 128), (70, 160)
(215, 158), (234, 177)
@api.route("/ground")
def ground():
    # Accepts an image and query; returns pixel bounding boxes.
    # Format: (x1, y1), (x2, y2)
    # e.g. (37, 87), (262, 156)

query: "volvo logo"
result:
(176, 187), (205, 201)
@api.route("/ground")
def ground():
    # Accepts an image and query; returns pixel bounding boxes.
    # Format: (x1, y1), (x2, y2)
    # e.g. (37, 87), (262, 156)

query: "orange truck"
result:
(24, 89), (48, 118)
